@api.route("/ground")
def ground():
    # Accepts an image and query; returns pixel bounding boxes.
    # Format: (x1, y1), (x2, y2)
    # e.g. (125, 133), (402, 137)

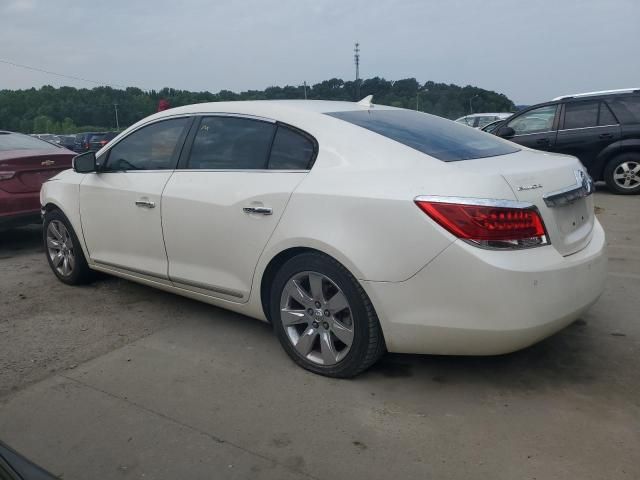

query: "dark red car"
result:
(0, 131), (75, 228)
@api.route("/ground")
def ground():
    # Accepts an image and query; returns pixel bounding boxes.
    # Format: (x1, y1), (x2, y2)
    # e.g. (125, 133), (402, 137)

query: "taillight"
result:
(0, 171), (15, 181)
(415, 196), (549, 250)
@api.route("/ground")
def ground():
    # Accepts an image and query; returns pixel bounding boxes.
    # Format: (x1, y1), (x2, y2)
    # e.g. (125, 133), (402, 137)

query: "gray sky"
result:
(1, 0), (638, 105)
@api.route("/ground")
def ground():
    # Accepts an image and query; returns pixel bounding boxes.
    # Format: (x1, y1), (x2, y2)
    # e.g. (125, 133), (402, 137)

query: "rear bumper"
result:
(363, 219), (607, 355)
(0, 189), (41, 227)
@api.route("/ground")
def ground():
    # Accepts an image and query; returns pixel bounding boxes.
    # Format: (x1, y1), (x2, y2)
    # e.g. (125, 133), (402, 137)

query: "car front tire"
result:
(604, 153), (640, 194)
(270, 251), (385, 378)
(43, 209), (93, 285)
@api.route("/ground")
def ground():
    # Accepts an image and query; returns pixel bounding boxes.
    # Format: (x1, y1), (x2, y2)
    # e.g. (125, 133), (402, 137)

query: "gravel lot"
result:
(0, 187), (638, 479)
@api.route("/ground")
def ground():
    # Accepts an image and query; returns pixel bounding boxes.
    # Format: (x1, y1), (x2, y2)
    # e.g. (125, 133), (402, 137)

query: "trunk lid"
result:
(0, 149), (74, 194)
(456, 149), (595, 256)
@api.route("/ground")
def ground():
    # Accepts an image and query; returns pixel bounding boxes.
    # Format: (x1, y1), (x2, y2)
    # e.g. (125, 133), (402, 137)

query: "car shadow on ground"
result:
(364, 321), (600, 391)
(0, 224), (43, 257)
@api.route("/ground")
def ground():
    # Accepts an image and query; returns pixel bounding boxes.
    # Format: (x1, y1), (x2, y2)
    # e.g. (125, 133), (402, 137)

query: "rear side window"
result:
(326, 110), (519, 162)
(268, 126), (315, 169)
(607, 96), (640, 124)
(187, 116), (275, 169)
(598, 102), (618, 126)
(104, 118), (188, 171)
(0, 132), (59, 152)
(563, 101), (599, 129)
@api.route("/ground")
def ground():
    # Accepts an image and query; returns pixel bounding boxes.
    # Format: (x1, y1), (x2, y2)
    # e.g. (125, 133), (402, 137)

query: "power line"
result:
(0, 58), (131, 89)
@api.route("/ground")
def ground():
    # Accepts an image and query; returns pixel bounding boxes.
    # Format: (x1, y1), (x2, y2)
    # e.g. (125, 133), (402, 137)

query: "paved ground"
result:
(1, 188), (638, 479)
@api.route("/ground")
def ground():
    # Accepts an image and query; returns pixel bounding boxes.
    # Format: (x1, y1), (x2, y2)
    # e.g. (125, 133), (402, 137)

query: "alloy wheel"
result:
(279, 271), (354, 366)
(612, 160), (640, 190)
(46, 220), (75, 277)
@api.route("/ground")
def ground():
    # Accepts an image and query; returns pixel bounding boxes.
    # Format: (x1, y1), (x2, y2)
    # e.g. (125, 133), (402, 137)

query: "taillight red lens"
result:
(415, 198), (548, 249)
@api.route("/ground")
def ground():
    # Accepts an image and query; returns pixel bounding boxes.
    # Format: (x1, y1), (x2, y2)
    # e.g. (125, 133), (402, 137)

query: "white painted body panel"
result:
(162, 171), (306, 300)
(40, 100), (607, 356)
(79, 171), (172, 277)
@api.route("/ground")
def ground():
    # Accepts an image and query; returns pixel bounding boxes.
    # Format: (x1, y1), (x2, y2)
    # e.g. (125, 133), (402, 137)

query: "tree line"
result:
(0, 78), (516, 134)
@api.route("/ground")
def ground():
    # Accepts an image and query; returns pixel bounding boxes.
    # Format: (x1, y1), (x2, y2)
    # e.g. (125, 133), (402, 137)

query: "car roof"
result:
(152, 100), (397, 120)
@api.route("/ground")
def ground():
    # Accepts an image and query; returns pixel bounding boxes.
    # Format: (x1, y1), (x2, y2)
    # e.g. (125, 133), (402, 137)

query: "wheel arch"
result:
(258, 245), (367, 324)
(595, 140), (640, 180)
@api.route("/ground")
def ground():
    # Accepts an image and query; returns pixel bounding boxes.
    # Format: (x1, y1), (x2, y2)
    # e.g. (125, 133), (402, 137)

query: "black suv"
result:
(491, 89), (640, 194)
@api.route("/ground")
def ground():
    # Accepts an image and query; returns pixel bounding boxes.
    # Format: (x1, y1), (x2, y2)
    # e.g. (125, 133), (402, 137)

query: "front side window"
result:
(268, 126), (315, 169)
(563, 101), (599, 129)
(187, 116), (275, 169)
(508, 105), (557, 135)
(104, 118), (188, 171)
(327, 109), (519, 162)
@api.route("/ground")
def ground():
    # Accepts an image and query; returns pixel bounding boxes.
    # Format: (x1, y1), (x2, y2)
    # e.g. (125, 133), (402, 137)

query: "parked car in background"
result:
(491, 88), (640, 194)
(33, 133), (61, 145)
(57, 134), (76, 150)
(455, 112), (512, 128)
(41, 100), (606, 377)
(481, 119), (505, 133)
(0, 131), (74, 228)
(88, 131), (118, 151)
(72, 132), (103, 153)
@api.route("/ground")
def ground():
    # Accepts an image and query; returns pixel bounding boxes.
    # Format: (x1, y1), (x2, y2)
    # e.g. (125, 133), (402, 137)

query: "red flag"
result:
(157, 99), (171, 112)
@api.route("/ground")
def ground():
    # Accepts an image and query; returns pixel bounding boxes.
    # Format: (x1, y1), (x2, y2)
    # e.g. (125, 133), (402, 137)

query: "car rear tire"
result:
(269, 251), (385, 378)
(43, 209), (94, 285)
(604, 153), (640, 195)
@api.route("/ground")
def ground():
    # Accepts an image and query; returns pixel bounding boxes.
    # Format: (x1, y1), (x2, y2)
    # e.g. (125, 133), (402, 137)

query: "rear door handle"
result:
(135, 199), (155, 208)
(599, 133), (614, 139)
(243, 206), (273, 215)
(536, 138), (551, 146)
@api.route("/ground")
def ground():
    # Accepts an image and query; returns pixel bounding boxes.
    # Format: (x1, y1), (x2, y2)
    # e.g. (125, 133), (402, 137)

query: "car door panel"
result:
(499, 104), (559, 152)
(78, 117), (191, 278)
(162, 171), (306, 300)
(553, 101), (621, 174)
(79, 171), (173, 277)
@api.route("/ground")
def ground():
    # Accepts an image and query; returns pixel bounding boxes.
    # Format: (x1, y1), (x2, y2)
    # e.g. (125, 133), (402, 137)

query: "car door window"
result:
(563, 101), (599, 129)
(187, 116), (275, 169)
(607, 96), (640, 124)
(104, 118), (189, 171)
(268, 125), (316, 170)
(599, 102), (618, 126)
(508, 105), (557, 135)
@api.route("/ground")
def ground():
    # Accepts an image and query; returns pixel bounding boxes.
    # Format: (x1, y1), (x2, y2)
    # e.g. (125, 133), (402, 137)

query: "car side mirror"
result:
(497, 126), (515, 138)
(73, 151), (97, 173)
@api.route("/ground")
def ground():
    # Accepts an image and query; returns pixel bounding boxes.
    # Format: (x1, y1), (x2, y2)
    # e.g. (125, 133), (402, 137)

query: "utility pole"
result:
(354, 42), (360, 100)
(113, 103), (120, 131)
(303, 81), (308, 100)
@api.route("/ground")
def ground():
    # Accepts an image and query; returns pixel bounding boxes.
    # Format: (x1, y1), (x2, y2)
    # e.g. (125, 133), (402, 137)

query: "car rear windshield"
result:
(326, 109), (520, 161)
(0, 132), (60, 152)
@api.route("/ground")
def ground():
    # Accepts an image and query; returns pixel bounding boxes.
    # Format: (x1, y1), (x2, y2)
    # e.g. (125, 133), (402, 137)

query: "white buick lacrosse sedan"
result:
(41, 99), (607, 377)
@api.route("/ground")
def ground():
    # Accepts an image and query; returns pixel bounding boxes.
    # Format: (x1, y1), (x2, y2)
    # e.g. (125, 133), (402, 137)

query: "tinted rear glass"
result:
(607, 96), (640, 124)
(0, 133), (60, 152)
(326, 110), (519, 161)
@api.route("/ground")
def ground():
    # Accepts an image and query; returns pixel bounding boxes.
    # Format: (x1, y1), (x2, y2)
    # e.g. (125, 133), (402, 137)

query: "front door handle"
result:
(599, 133), (614, 139)
(243, 206), (273, 215)
(135, 199), (156, 208)
(536, 138), (551, 146)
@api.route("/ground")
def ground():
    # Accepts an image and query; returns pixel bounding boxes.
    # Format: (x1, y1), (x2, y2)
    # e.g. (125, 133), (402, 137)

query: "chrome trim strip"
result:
(93, 260), (245, 299)
(543, 170), (594, 208)
(557, 124), (618, 132)
(511, 130), (555, 138)
(414, 195), (534, 209)
(93, 260), (168, 281)
(170, 276), (244, 299)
